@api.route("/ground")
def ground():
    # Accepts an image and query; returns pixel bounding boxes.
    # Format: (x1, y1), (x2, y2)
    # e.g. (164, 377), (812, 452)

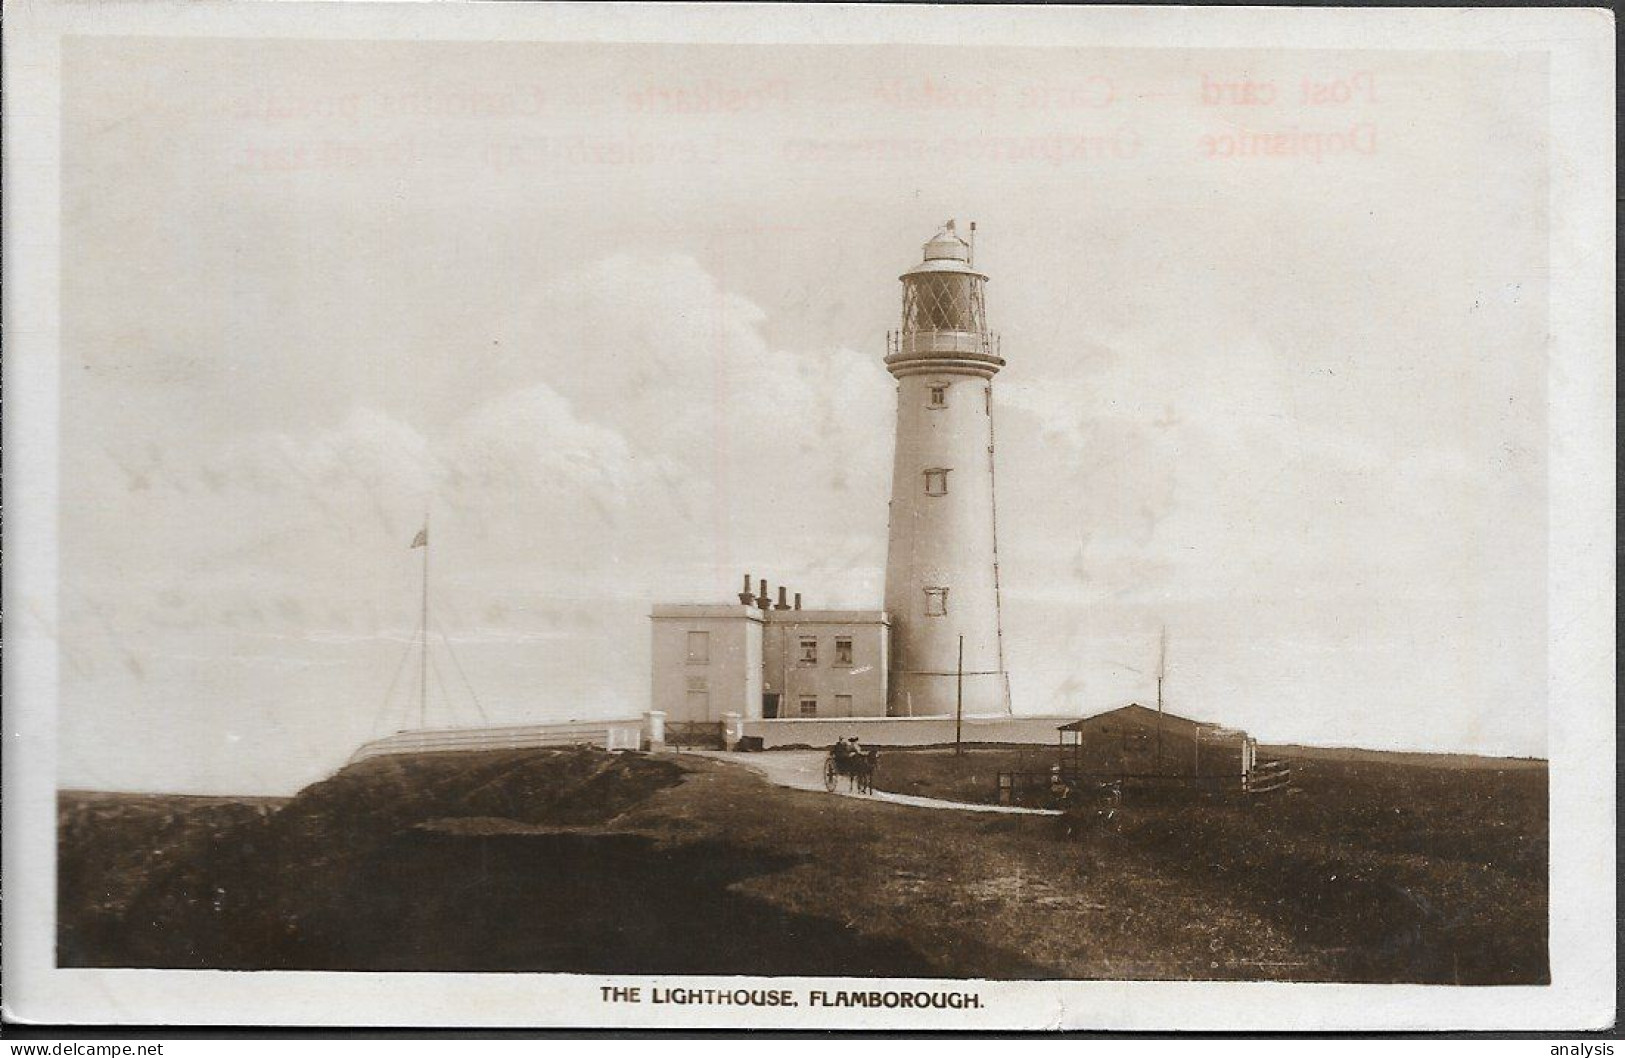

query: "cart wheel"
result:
(823, 757), (838, 793)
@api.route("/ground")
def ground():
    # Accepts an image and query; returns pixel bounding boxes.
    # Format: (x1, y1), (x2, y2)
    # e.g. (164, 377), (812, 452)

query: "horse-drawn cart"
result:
(824, 745), (879, 794)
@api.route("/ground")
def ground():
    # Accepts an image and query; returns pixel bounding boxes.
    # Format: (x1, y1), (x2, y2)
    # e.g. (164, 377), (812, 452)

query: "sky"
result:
(59, 39), (1550, 794)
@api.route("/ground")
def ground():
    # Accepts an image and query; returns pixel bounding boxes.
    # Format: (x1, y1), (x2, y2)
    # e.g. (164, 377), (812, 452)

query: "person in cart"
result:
(831, 735), (863, 767)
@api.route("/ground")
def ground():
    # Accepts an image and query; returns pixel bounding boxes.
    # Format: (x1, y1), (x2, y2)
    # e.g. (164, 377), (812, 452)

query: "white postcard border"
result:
(2, 1), (1614, 1031)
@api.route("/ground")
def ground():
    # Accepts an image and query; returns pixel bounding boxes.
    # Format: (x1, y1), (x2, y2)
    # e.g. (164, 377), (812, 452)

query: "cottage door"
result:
(762, 692), (781, 719)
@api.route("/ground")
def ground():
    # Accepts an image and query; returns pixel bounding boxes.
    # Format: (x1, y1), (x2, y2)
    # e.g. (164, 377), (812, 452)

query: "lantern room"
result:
(891, 221), (1000, 364)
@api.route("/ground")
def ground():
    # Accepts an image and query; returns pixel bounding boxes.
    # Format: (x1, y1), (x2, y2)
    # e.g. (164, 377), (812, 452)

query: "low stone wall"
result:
(349, 719), (646, 764)
(741, 714), (1080, 749)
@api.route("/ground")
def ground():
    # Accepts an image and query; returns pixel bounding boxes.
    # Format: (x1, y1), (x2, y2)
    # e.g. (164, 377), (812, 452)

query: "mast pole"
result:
(419, 509), (429, 730)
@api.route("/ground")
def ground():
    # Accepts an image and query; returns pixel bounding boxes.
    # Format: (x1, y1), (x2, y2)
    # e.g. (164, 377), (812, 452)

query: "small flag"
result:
(409, 527), (428, 549)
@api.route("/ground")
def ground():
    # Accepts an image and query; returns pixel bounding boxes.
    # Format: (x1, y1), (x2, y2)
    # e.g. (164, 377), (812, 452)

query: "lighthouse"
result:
(883, 221), (1012, 717)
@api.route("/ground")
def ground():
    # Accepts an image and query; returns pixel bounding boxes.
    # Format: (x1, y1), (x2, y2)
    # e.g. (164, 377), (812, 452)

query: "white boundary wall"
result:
(348, 719), (647, 764)
(742, 713), (1079, 748)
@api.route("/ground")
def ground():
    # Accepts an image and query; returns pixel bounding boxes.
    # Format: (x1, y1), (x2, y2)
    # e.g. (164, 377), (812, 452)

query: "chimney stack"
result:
(794, 592), (803, 611)
(738, 573), (757, 606)
(775, 586), (791, 611)
(757, 578), (771, 611)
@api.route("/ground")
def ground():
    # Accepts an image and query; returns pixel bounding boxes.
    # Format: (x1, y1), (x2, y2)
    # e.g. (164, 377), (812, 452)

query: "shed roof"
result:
(1057, 702), (1230, 735)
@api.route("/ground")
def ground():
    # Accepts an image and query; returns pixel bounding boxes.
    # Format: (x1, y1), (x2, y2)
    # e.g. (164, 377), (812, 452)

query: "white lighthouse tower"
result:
(883, 221), (1011, 717)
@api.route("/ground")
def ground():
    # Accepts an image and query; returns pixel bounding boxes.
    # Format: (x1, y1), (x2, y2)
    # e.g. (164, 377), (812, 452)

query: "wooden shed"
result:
(1056, 703), (1259, 791)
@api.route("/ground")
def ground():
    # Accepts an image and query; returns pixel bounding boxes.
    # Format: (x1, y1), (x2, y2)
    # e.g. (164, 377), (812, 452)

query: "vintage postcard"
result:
(2, 0), (1614, 1032)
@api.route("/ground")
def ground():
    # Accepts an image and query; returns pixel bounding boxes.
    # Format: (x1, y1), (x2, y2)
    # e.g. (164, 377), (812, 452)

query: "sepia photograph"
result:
(3, 0), (1614, 1033)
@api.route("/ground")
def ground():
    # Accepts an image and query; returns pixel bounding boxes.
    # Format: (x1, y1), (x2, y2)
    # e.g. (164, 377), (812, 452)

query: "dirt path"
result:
(683, 750), (1062, 816)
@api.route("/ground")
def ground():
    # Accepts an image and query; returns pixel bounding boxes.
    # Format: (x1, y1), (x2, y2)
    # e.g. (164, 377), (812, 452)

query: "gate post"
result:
(643, 710), (667, 752)
(722, 712), (744, 751)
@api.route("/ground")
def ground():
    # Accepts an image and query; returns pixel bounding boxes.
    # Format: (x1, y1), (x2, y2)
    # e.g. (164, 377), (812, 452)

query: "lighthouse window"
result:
(924, 587), (949, 617)
(928, 385), (948, 408)
(799, 637), (818, 665)
(924, 468), (951, 496)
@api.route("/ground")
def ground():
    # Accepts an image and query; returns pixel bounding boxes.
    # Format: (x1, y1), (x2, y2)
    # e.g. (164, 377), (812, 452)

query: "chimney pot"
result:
(757, 579), (771, 611)
(794, 592), (803, 610)
(775, 586), (791, 611)
(738, 572), (757, 606)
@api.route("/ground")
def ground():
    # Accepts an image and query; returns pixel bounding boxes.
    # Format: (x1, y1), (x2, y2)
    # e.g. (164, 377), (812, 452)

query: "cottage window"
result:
(924, 587), (949, 617)
(924, 468), (950, 496)
(799, 696), (818, 718)
(799, 637), (818, 664)
(835, 694), (854, 714)
(685, 630), (710, 664)
(834, 636), (853, 666)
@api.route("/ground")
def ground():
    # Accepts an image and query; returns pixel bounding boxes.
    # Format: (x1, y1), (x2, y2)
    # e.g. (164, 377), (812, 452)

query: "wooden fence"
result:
(663, 720), (726, 750)
(1246, 759), (1293, 795)
(996, 771), (1057, 805)
(996, 765), (1292, 806)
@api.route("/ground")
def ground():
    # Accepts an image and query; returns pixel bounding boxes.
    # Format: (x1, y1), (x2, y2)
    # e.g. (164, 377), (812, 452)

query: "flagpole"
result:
(419, 509), (429, 730)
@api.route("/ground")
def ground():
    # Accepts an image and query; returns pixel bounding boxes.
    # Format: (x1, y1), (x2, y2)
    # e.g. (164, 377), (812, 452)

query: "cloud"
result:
(995, 319), (1530, 612)
(62, 251), (911, 791)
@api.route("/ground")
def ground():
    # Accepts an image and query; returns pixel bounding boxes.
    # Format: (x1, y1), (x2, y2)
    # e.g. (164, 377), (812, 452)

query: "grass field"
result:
(58, 744), (1546, 982)
(870, 744), (1547, 983)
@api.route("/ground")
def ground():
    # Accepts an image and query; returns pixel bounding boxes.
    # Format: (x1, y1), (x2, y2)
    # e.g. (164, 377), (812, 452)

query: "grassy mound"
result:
(287, 747), (687, 831)
(58, 748), (686, 969)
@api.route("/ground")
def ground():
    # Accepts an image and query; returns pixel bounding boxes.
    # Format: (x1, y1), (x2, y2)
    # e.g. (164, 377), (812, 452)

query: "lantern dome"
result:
(923, 224), (971, 263)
